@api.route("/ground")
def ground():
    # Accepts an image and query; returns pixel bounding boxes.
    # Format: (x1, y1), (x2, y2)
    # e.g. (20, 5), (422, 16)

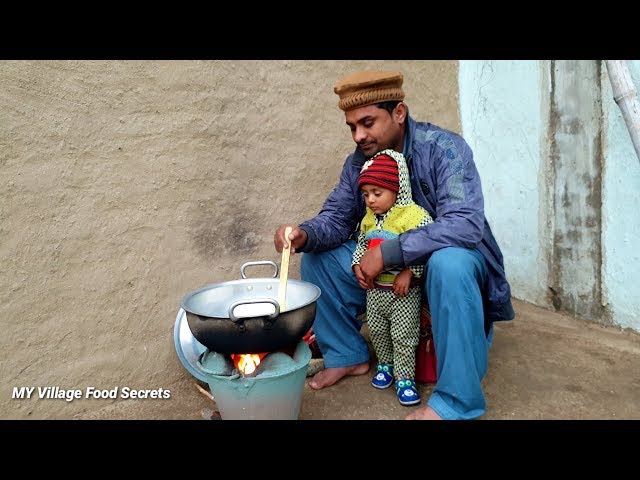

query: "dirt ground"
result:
(67, 298), (640, 421)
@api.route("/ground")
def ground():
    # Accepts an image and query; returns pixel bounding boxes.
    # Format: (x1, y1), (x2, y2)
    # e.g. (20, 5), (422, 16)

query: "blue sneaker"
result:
(371, 363), (394, 389)
(396, 378), (421, 406)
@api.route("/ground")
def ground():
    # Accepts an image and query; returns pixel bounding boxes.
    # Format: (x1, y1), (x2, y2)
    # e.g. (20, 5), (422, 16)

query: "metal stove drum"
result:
(174, 261), (320, 420)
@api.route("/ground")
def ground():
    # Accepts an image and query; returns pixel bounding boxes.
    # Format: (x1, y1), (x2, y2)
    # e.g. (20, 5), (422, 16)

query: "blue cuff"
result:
(380, 237), (404, 269)
(298, 225), (313, 252)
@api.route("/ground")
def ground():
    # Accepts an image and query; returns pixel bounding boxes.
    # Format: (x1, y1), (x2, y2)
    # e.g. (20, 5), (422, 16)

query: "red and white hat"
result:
(358, 154), (399, 193)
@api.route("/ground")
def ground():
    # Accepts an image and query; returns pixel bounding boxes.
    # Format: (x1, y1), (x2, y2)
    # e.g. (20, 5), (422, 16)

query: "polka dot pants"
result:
(366, 286), (421, 380)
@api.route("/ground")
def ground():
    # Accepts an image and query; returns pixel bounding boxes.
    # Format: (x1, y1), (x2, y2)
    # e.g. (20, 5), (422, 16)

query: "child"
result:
(352, 149), (433, 406)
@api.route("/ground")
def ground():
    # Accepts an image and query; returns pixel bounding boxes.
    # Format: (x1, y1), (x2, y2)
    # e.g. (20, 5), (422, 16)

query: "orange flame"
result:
(231, 353), (267, 375)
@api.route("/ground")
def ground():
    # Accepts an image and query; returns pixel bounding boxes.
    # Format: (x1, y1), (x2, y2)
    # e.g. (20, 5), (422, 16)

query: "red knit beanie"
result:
(358, 154), (399, 193)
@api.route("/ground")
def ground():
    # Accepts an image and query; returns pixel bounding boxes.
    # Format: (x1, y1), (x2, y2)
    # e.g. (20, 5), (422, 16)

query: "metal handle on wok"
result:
(228, 298), (280, 323)
(240, 261), (279, 279)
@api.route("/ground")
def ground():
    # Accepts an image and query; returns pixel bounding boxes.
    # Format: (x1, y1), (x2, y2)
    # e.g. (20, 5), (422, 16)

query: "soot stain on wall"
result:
(191, 208), (259, 260)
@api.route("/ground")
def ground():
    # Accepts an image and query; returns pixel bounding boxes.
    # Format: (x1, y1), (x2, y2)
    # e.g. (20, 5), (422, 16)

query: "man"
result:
(274, 70), (515, 420)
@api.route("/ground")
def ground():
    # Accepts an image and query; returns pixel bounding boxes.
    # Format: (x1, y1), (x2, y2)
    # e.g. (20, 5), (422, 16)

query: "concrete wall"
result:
(460, 60), (640, 332)
(549, 61), (603, 320)
(0, 60), (459, 419)
(602, 60), (640, 330)
(459, 61), (551, 307)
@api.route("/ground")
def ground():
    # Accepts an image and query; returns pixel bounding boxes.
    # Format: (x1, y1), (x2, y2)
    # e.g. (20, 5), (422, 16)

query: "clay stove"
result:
(197, 340), (311, 420)
(174, 261), (321, 420)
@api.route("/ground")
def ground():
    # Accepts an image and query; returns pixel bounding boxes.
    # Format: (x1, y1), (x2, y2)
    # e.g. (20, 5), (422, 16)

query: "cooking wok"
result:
(180, 261), (321, 354)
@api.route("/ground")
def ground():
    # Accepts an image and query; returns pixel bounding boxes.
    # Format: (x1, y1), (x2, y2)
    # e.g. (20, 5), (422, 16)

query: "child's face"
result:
(361, 184), (397, 215)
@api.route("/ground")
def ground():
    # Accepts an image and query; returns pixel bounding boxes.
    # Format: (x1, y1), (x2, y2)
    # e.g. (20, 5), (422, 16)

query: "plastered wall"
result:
(0, 60), (459, 418)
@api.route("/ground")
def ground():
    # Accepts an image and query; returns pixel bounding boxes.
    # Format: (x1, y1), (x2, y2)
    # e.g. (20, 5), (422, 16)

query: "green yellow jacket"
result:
(352, 149), (433, 287)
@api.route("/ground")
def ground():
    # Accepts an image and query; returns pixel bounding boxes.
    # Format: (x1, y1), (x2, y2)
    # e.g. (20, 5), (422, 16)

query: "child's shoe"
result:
(396, 378), (421, 406)
(371, 363), (394, 389)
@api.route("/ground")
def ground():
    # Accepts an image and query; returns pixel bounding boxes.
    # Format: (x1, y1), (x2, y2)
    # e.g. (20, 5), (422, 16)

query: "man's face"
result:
(345, 103), (405, 158)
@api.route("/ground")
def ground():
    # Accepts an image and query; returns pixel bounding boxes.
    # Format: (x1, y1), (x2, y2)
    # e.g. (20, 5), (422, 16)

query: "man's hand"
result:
(359, 246), (384, 288)
(274, 224), (307, 254)
(353, 264), (370, 290)
(393, 269), (413, 297)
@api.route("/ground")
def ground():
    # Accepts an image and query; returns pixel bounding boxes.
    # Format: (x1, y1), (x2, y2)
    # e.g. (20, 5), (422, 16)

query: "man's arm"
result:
(381, 135), (486, 269)
(298, 155), (362, 252)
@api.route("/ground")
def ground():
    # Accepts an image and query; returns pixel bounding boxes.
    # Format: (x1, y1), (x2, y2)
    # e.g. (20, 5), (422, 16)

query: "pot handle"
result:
(240, 261), (279, 279)
(228, 298), (280, 323)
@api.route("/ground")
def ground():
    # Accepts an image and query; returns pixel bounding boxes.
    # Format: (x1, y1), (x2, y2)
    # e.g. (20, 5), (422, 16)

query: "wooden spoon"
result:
(278, 226), (293, 312)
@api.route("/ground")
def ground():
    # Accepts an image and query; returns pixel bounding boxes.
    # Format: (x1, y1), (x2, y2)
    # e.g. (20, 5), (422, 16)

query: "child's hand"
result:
(353, 265), (370, 290)
(393, 269), (413, 297)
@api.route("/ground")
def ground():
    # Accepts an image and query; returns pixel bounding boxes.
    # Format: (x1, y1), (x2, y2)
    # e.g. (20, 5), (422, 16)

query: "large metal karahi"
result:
(180, 261), (321, 354)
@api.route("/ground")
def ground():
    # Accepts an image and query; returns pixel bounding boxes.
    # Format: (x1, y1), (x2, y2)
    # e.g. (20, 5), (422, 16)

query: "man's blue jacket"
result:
(299, 114), (515, 325)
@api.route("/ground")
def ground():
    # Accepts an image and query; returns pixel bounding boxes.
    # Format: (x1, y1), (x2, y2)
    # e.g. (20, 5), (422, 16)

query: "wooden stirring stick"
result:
(278, 226), (293, 312)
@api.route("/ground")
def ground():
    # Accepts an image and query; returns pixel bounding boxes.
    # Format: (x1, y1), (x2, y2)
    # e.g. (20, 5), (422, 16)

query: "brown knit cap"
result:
(334, 70), (404, 111)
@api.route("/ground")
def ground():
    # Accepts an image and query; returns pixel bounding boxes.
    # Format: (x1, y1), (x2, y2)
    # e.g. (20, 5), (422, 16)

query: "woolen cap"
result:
(358, 154), (399, 193)
(334, 70), (405, 111)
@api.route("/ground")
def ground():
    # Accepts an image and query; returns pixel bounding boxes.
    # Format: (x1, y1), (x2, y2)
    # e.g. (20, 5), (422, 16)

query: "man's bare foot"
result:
(308, 362), (370, 390)
(405, 406), (442, 420)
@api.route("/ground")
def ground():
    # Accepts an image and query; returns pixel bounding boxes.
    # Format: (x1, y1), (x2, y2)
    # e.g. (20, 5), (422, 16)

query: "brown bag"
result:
(415, 302), (438, 383)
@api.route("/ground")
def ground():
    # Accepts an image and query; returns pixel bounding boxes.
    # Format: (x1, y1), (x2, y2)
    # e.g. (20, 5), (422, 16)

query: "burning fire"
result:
(231, 353), (267, 375)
